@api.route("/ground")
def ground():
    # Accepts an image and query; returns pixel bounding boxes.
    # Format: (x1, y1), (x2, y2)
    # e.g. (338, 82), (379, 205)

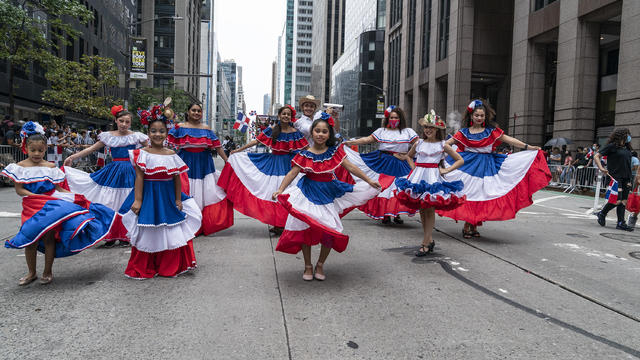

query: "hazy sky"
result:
(216, 0), (286, 114)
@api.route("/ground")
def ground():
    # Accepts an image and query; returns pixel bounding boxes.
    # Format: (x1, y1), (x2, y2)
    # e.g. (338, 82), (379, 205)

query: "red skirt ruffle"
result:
(125, 240), (197, 279)
(199, 200), (234, 236)
(358, 195), (420, 219)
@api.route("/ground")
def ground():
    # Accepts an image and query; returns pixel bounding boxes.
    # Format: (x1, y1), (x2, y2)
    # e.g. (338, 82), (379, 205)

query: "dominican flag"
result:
(586, 147), (594, 159)
(605, 178), (619, 204)
(249, 110), (257, 116)
(234, 112), (250, 133)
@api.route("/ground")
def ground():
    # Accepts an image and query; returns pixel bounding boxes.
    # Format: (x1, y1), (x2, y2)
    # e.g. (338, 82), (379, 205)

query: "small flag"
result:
(249, 110), (257, 116)
(234, 112), (250, 133)
(605, 179), (618, 204)
(586, 147), (594, 159)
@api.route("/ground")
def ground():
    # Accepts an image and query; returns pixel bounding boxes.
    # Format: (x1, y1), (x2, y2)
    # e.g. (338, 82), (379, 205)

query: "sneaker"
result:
(596, 212), (606, 227)
(628, 215), (638, 229)
(616, 221), (634, 232)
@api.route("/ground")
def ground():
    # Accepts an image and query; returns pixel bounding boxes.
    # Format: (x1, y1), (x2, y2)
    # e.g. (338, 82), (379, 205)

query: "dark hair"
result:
(147, 117), (168, 128)
(115, 110), (132, 120)
(381, 107), (407, 131)
(462, 98), (498, 128)
(606, 127), (632, 150)
(272, 106), (294, 140)
(310, 118), (337, 147)
(185, 103), (203, 121)
(25, 133), (47, 147)
(633, 151), (638, 157)
(576, 146), (584, 152)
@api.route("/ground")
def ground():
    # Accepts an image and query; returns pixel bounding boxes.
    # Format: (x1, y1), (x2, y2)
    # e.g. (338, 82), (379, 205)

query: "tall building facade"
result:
(199, 0), (217, 127)
(283, 1), (295, 105)
(237, 65), (246, 114)
(139, 0), (202, 100)
(219, 60), (237, 116)
(291, 0), (314, 107)
(331, 0), (385, 137)
(216, 55), (232, 137)
(270, 61), (278, 114)
(310, 0), (346, 104)
(0, 1), (135, 125)
(263, 94), (271, 114)
(384, 0), (640, 148)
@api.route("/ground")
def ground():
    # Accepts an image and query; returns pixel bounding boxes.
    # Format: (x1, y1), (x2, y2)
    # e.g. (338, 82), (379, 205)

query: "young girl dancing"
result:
(167, 103), (232, 235)
(120, 112), (202, 279)
(63, 105), (148, 246)
(3, 122), (118, 285)
(395, 111), (465, 256)
(272, 113), (385, 281)
(218, 105), (308, 233)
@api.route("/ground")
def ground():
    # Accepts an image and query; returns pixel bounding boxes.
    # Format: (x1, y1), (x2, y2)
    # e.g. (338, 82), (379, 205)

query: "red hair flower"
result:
(111, 105), (124, 117)
(286, 104), (297, 118)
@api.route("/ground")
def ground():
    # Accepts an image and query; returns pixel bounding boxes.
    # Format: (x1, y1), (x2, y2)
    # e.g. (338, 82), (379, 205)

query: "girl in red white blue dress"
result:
(344, 106), (419, 223)
(167, 103), (232, 235)
(394, 111), (466, 256)
(63, 106), (148, 246)
(3, 122), (118, 285)
(272, 114), (384, 281)
(120, 115), (202, 279)
(438, 99), (550, 238)
(218, 105), (308, 232)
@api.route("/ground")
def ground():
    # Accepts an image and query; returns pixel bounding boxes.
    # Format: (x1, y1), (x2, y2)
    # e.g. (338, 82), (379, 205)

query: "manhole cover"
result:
(600, 233), (640, 244)
(566, 233), (589, 238)
(630, 251), (640, 260)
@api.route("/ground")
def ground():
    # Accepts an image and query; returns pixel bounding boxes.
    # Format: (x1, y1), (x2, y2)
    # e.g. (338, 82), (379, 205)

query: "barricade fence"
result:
(0, 144), (101, 179)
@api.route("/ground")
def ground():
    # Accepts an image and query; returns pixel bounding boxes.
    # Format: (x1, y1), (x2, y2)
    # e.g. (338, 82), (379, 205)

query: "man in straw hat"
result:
(294, 95), (341, 145)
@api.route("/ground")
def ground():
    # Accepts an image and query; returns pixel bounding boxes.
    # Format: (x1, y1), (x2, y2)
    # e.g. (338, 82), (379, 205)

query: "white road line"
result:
(0, 211), (20, 217)
(498, 288), (509, 294)
(554, 243), (628, 262)
(533, 195), (568, 204)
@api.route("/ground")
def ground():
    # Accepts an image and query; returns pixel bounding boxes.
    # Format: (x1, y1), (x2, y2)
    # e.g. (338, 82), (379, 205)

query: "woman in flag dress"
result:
(437, 99), (550, 238)
(218, 105), (308, 233)
(167, 103), (232, 235)
(344, 106), (419, 224)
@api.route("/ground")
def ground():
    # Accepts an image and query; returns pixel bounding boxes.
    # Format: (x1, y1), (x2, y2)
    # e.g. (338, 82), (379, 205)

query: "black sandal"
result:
(462, 230), (473, 239)
(471, 231), (480, 237)
(414, 241), (435, 257)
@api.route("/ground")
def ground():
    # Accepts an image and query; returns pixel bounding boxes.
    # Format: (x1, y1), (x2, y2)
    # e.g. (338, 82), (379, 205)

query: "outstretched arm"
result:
(498, 134), (541, 151)
(341, 158), (381, 190)
(344, 135), (376, 146)
(63, 141), (106, 166)
(272, 166), (302, 200)
(231, 140), (259, 154)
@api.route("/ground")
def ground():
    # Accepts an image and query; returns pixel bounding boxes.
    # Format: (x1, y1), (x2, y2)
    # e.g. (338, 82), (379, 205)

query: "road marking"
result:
(519, 211), (546, 215)
(533, 195), (568, 204)
(456, 267), (469, 272)
(554, 243), (628, 262)
(498, 288), (509, 294)
(0, 211), (20, 217)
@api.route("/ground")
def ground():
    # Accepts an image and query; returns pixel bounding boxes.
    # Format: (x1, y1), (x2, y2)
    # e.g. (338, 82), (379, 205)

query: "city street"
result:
(1, 175), (639, 359)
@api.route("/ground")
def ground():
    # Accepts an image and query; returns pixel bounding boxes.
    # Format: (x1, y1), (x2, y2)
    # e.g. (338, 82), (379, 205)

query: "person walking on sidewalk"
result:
(595, 128), (634, 231)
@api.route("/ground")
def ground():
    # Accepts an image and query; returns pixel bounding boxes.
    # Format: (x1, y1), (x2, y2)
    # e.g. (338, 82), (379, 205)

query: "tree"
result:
(0, 0), (91, 117)
(40, 55), (120, 120)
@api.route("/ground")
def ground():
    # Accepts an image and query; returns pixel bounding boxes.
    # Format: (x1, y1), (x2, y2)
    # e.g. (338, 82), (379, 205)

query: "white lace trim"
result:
(99, 131), (148, 148)
(1, 163), (65, 183)
(129, 150), (188, 175)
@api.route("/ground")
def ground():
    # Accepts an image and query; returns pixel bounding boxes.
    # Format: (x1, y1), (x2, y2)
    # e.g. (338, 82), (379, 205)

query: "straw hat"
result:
(298, 95), (320, 108)
(418, 109), (446, 129)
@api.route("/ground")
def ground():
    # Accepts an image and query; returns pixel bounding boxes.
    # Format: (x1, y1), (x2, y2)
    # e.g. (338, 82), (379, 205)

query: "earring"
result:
(482, 121), (485, 127)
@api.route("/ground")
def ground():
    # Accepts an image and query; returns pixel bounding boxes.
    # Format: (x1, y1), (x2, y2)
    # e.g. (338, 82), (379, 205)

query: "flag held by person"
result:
(234, 112), (250, 133)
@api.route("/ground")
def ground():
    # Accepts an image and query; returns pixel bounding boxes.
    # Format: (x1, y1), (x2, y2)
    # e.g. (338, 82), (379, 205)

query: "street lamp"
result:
(124, 16), (184, 108)
(359, 82), (386, 101)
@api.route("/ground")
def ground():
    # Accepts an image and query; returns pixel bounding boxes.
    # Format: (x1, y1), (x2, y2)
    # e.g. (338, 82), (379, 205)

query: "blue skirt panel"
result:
(361, 150), (412, 177)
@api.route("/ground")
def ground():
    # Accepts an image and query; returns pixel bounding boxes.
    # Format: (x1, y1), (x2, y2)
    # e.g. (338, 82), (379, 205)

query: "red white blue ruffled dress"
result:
(120, 150), (202, 279)
(394, 140), (466, 210)
(64, 131), (148, 212)
(2, 164), (119, 257)
(344, 127), (419, 219)
(276, 144), (383, 254)
(167, 124), (233, 235)
(436, 127), (551, 225)
(218, 126), (308, 227)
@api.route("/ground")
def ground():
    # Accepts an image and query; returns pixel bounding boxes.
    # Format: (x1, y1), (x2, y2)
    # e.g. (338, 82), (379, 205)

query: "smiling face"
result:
(279, 108), (292, 124)
(311, 121), (330, 145)
(188, 104), (203, 122)
(423, 125), (437, 140)
(302, 102), (316, 117)
(26, 139), (47, 163)
(148, 121), (167, 147)
(471, 108), (485, 127)
(115, 114), (132, 132)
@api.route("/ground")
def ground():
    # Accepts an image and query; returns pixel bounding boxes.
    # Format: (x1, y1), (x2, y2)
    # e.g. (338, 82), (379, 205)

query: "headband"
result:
(111, 105), (125, 117)
(20, 121), (46, 154)
(285, 105), (297, 118)
(467, 100), (483, 113)
(384, 105), (397, 118)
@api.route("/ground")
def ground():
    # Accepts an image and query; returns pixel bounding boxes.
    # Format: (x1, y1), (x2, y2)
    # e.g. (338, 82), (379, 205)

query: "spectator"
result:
(549, 147), (562, 183)
(559, 150), (573, 184)
(631, 151), (639, 180)
(3, 125), (17, 146)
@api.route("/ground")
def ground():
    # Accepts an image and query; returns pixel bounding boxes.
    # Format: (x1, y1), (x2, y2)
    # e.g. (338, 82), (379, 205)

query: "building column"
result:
(446, 0), (473, 115)
(508, 0), (545, 145)
(553, 1), (599, 144)
(427, 0), (440, 112)
(615, 0), (640, 148)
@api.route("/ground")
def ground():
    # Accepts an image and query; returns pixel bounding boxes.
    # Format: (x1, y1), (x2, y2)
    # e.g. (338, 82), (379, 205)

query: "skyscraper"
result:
(310, 0), (346, 104)
(219, 60), (237, 115)
(199, 0), (217, 127)
(283, 0), (295, 106)
(291, 0), (314, 107)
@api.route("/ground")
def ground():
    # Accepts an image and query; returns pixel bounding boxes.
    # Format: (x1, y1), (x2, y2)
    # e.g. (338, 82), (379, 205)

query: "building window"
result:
(369, 41), (375, 51)
(388, 34), (401, 107)
(390, 0), (402, 26)
(407, 0), (417, 77)
(377, 0), (386, 28)
(368, 61), (375, 70)
(421, 0), (431, 69)
(534, 0), (557, 11)
(438, 0), (450, 61)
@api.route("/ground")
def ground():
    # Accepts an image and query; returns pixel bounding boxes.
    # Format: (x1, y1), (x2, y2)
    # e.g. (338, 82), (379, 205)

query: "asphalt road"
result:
(0, 181), (639, 359)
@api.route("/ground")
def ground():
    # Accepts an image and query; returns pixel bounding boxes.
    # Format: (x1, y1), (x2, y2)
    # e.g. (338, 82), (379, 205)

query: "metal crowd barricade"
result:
(547, 164), (576, 192)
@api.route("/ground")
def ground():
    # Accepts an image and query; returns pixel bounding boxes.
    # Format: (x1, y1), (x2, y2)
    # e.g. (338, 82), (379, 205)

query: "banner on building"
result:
(130, 37), (147, 79)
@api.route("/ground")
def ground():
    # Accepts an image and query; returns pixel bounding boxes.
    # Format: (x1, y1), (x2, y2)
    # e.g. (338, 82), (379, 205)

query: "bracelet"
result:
(524, 144), (528, 150)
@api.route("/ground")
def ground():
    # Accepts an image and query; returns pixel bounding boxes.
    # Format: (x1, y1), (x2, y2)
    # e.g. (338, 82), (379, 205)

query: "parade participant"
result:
(438, 99), (550, 238)
(62, 106), (148, 246)
(167, 103), (232, 235)
(3, 122), (118, 285)
(344, 106), (419, 223)
(595, 128), (634, 231)
(293, 95), (341, 145)
(120, 114), (202, 279)
(218, 105), (308, 233)
(394, 111), (465, 256)
(272, 114), (384, 281)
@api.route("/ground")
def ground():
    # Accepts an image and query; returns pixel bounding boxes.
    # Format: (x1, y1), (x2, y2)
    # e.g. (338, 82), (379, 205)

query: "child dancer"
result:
(3, 122), (118, 285)
(218, 105), (308, 232)
(167, 103), (232, 235)
(344, 106), (419, 223)
(120, 113), (202, 279)
(272, 113), (385, 281)
(394, 111), (466, 256)
(63, 105), (148, 246)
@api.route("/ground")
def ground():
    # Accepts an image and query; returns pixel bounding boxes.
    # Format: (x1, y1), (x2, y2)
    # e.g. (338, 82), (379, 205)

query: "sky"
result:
(216, 0), (286, 114)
